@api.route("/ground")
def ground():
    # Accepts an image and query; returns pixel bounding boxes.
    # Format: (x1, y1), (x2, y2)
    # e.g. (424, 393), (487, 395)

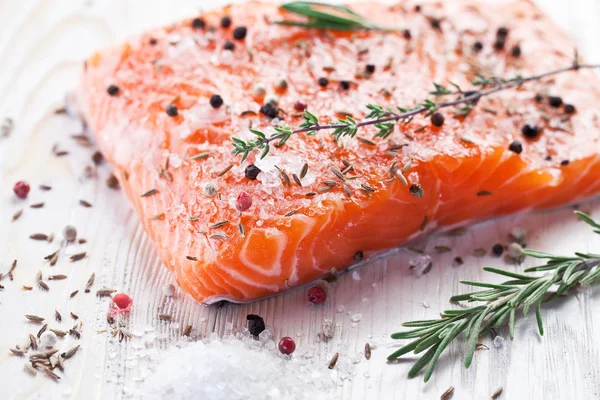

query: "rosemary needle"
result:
(388, 210), (600, 382)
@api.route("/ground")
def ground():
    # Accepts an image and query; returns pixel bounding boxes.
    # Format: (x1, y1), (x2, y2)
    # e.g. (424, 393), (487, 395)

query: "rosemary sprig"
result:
(275, 1), (392, 31)
(231, 63), (600, 161)
(387, 211), (600, 382)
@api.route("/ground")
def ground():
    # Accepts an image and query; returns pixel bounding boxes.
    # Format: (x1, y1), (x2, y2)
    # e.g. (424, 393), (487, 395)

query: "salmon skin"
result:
(78, 0), (600, 303)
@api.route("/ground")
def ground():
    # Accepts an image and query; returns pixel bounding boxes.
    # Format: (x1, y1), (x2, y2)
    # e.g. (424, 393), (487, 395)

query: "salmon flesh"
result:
(77, 1), (600, 303)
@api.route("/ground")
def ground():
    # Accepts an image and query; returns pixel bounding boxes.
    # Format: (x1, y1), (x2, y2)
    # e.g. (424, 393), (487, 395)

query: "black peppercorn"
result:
(210, 94), (224, 109)
(166, 104), (178, 117)
(492, 243), (504, 257)
(259, 102), (278, 119)
(561, 159), (570, 166)
(245, 164), (261, 180)
(509, 140), (523, 154)
(340, 80), (350, 90)
(414, 4), (421, 12)
(548, 96), (563, 108)
(534, 94), (544, 103)
(431, 112), (444, 127)
(493, 38), (505, 50)
(409, 184), (424, 198)
(224, 41), (235, 51)
(92, 151), (104, 165)
(149, 38), (157, 45)
(473, 41), (483, 52)
(403, 29), (412, 39)
(107, 85), (120, 96)
(353, 251), (364, 262)
(318, 77), (329, 87)
(511, 45), (521, 57)
(429, 18), (442, 30)
(564, 104), (576, 114)
(192, 18), (206, 29)
(233, 26), (247, 40)
(247, 314), (266, 336)
(220, 16), (232, 28)
(365, 64), (376, 74)
(497, 27), (509, 37)
(521, 124), (540, 139)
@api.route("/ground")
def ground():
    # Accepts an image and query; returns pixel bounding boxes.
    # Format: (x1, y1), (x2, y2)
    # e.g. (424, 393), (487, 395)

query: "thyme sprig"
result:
(275, 1), (394, 31)
(387, 211), (600, 382)
(231, 63), (600, 161)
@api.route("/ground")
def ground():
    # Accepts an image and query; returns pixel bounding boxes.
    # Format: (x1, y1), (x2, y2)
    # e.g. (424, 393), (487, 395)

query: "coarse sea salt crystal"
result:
(168, 153), (182, 168)
(351, 313), (362, 323)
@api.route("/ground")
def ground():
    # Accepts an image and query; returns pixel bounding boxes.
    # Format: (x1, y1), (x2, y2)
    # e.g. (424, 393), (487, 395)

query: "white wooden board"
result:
(1, 0), (600, 399)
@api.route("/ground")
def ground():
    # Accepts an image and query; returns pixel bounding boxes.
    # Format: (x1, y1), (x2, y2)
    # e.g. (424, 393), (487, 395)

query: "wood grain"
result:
(1, 1), (600, 399)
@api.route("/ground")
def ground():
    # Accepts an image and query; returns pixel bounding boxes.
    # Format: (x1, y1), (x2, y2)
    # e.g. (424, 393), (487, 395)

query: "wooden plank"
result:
(0, 0), (600, 399)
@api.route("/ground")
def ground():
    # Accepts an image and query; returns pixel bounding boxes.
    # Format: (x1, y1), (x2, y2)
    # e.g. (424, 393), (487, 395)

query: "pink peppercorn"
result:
(112, 293), (133, 310)
(13, 181), (30, 199)
(278, 336), (296, 355)
(236, 191), (252, 212)
(308, 286), (327, 304)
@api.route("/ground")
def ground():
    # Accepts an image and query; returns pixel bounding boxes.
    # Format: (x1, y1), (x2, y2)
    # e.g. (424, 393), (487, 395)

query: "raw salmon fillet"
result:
(77, 0), (600, 303)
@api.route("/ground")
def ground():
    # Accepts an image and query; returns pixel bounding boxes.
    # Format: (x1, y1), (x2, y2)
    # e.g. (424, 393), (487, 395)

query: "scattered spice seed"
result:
(30, 202), (44, 209)
(191, 151), (211, 161)
(166, 104), (178, 117)
(472, 248), (487, 257)
(238, 222), (246, 237)
(44, 369), (61, 380)
(39, 281), (50, 291)
(29, 334), (38, 350)
(210, 94), (224, 109)
(511, 44), (521, 57)
(342, 183), (352, 198)
(192, 17), (206, 29)
(434, 245), (451, 253)
(453, 256), (464, 266)
(278, 337), (296, 355)
(492, 243), (504, 257)
(106, 174), (119, 189)
(63, 225), (77, 242)
(217, 164), (233, 177)
(183, 324), (193, 336)
(47, 233), (55, 243)
(473, 41), (483, 52)
(508, 140), (523, 154)
(37, 324), (48, 338)
(233, 26), (248, 40)
(521, 124), (540, 139)
(356, 136), (376, 146)
(244, 164), (261, 180)
(236, 191), (253, 212)
(202, 182), (218, 197)
(70, 252), (87, 262)
(292, 173), (302, 187)
(25, 315), (45, 323)
(71, 312), (79, 320)
(365, 343), (372, 360)
(331, 167), (345, 181)
(96, 288), (116, 297)
(420, 216), (429, 231)
(22, 286), (33, 291)
(107, 85), (120, 96)
(78, 238), (87, 244)
(561, 159), (570, 166)
(441, 386), (454, 400)
(48, 274), (67, 281)
(548, 96), (563, 108)
(220, 15), (232, 28)
(91, 151), (104, 165)
(409, 183), (424, 198)
(491, 387), (503, 399)
(158, 314), (172, 321)
(186, 256), (198, 261)
(429, 17), (442, 30)
(55, 310), (62, 322)
(328, 352), (339, 369)
(70, 290), (79, 298)
(141, 189), (158, 197)
(324, 180), (337, 187)
(431, 112), (444, 127)
(149, 212), (165, 220)
(62, 345), (80, 360)
(12, 209), (23, 221)
(210, 220), (229, 229)
(365, 64), (376, 74)
(209, 233), (228, 240)
(477, 190), (492, 196)
(223, 41), (235, 51)
(278, 168), (291, 186)
(564, 104), (576, 114)
(247, 314), (266, 336)
(13, 181), (30, 199)
(318, 77), (329, 87)
(9, 348), (27, 356)
(30, 233), (49, 241)
(24, 364), (38, 376)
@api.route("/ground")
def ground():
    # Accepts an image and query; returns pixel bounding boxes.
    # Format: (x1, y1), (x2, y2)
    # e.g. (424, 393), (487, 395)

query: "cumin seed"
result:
(24, 363), (38, 376)
(365, 343), (372, 360)
(189, 215), (199, 221)
(401, 158), (413, 173)
(22, 286), (33, 291)
(37, 324), (48, 338)
(85, 273), (95, 290)
(328, 353), (339, 369)
(441, 386), (454, 400)
(12, 209), (23, 221)
(50, 329), (67, 337)
(96, 288), (116, 297)
(158, 314), (172, 321)
(361, 183), (375, 193)
(79, 199), (93, 208)
(278, 168), (291, 186)
(70, 290), (79, 298)
(141, 189), (158, 197)
(30, 233), (49, 240)
(435, 246), (451, 253)
(217, 164), (233, 177)
(238, 223), (245, 237)
(164, 170), (173, 181)
(385, 150), (398, 157)
(210, 220), (229, 229)
(62, 345), (80, 360)
(55, 310), (62, 322)
(71, 312), (79, 320)
(477, 190), (492, 196)
(317, 186), (334, 193)
(29, 334), (38, 350)
(10, 348), (27, 356)
(38, 281), (50, 291)
(491, 387), (503, 399)
(389, 161), (398, 178)
(357, 136), (376, 146)
(300, 163), (309, 179)
(285, 209), (299, 217)
(48, 274), (67, 280)
(330, 167), (345, 181)
(305, 192), (316, 197)
(54, 151), (69, 157)
(343, 183), (352, 198)
(292, 173), (302, 187)
(78, 238), (87, 244)
(460, 136), (474, 144)
(360, 188), (371, 198)
(472, 248), (487, 257)
(186, 256), (198, 261)
(106, 174), (119, 189)
(209, 233), (228, 240)
(420, 216), (429, 231)
(323, 180), (337, 187)
(191, 151), (211, 160)
(70, 252), (86, 262)
(25, 315), (45, 323)
(149, 212), (165, 220)
(183, 324), (192, 336)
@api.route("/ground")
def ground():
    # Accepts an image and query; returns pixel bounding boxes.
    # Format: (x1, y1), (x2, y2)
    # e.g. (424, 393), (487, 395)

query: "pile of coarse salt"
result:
(143, 333), (336, 400)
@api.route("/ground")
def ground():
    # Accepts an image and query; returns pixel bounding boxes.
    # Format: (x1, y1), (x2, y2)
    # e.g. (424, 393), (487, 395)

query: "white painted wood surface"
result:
(1, 0), (600, 399)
